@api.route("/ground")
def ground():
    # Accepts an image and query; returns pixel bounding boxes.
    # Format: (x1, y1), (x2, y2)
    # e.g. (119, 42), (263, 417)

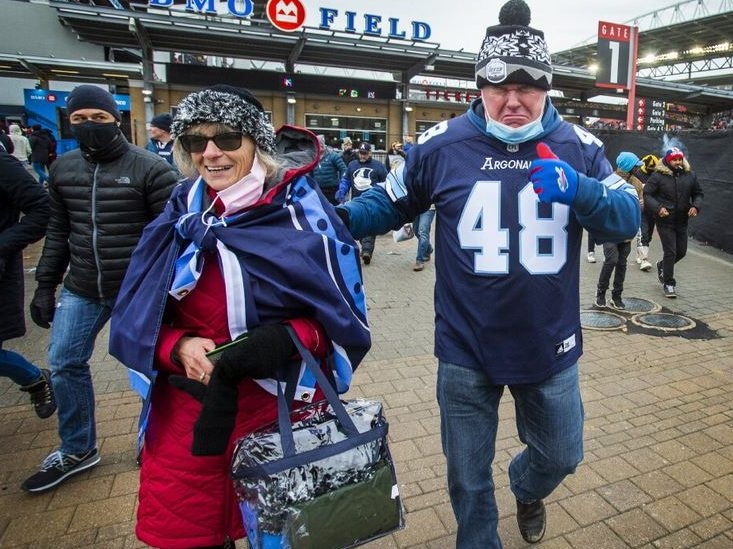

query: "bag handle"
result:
(277, 327), (360, 457)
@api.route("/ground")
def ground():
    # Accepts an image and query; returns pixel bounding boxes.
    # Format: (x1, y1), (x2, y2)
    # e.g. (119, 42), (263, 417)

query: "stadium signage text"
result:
(148, 0), (431, 41)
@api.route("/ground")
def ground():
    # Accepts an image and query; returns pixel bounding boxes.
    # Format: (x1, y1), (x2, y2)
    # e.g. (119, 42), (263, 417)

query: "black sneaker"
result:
(609, 296), (626, 310)
(664, 285), (677, 298)
(21, 448), (100, 493)
(361, 252), (371, 265)
(657, 261), (664, 283)
(19, 368), (56, 419)
(594, 291), (606, 308)
(516, 499), (546, 543)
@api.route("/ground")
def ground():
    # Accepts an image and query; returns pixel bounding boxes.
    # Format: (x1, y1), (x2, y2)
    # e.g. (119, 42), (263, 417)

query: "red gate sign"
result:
(596, 21), (634, 90)
(266, 0), (306, 32)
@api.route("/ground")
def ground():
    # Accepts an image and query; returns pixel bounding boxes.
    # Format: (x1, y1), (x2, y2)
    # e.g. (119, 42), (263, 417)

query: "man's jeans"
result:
(414, 209), (435, 262)
(437, 361), (584, 548)
(32, 161), (48, 184)
(49, 288), (115, 455)
(0, 345), (42, 386)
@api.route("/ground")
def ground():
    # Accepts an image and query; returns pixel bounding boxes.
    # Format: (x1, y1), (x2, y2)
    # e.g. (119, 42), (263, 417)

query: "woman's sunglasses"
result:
(179, 132), (243, 153)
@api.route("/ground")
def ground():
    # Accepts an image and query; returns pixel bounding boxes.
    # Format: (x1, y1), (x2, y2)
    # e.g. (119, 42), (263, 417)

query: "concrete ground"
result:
(1, 229), (731, 549)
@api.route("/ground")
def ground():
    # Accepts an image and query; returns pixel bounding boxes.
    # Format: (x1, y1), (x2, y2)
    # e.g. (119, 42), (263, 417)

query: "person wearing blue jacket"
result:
(336, 1), (640, 546)
(310, 134), (347, 205)
(145, 113), (177, 169)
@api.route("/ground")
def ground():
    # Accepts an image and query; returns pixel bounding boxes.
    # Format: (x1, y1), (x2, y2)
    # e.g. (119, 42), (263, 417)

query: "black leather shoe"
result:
(516, 499), (546, 543)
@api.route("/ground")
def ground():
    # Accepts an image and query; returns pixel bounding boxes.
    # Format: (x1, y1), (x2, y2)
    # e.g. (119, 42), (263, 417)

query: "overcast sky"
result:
(299, 0), (686, 53)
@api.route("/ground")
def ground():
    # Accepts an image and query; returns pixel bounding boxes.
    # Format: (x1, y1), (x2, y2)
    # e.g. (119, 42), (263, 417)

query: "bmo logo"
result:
(267, 0), (305, 32)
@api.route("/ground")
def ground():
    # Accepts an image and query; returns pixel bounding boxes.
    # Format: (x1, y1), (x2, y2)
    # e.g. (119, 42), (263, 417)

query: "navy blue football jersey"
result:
(348, 100), (639, 384)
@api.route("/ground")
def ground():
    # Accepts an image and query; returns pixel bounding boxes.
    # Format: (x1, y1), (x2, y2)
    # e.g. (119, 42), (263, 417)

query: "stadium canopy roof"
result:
(553, 10), (733, 74)
(22, 1), (733, 114)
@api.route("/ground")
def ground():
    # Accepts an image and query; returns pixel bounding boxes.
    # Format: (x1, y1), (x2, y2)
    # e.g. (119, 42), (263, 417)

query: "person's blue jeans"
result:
(414, 209), (435, 262)
(49, 288), (115, 455)
(0, 344), (43, 386)
(437, 361), (584, 548)
(32, 161), (48, 184)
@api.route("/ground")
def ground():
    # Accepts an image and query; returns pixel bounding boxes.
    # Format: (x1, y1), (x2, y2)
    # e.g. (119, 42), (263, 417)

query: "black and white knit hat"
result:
(171, 84), (276, 154)
(475, 0), (552, 90)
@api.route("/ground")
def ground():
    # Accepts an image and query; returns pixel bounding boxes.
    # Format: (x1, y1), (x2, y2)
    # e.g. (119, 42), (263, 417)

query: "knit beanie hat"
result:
(640, 153), (659, 174)
(616, 152), (642, 173)
(664, 147), (684, 163)
(66, 84), (121, 120)
(150, 113), (173, 133)
(475, 0), (552, 90)
(171, 84), (276, 154)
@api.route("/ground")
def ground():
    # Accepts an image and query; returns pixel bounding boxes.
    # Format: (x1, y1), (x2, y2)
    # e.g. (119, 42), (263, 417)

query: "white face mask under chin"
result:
(485, 111), (545, 145)
(215, 156), (266, 217)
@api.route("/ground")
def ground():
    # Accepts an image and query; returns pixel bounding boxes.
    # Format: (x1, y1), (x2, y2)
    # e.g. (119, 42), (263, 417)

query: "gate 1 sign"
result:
(596, 21), (634, 90)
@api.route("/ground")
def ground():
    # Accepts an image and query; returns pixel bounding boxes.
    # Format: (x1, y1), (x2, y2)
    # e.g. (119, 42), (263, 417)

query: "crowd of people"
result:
(310, 133), (435, 270)
(0, 2), (711, 547)
(0, 121), (57, 187)
(590, 146), (703, 304)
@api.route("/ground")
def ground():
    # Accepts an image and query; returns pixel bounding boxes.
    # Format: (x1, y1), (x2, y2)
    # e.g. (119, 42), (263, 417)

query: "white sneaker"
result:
(639, 259), (652, 272)
(587, 252), (596, 263)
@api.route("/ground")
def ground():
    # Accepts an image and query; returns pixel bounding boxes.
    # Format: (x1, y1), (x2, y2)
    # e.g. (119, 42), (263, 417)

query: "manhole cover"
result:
(580, 310), (626, 330)
(631, 312), (696, 332)
(621, 297), (661, 314)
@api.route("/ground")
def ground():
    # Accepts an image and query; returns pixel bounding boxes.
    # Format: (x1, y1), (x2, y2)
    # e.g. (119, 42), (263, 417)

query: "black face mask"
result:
(71, 121), (120, 150)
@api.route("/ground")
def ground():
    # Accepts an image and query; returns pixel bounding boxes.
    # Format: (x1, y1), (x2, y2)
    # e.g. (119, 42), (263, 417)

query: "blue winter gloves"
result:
(335, 177), (350, 204)
(529, 143), (579, 205)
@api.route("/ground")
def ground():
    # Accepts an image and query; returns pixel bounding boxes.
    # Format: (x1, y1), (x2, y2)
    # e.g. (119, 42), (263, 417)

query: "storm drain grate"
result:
(631, 312), (696, 332)
(620, 297), (660, 314)
(580, 310), (626, 331)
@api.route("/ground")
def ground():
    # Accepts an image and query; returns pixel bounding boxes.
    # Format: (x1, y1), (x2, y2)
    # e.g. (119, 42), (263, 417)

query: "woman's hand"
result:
(172, 336), (217, 385)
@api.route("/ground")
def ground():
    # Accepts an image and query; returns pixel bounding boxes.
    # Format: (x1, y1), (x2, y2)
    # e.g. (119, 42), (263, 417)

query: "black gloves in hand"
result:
(169, 324), (296, 456)
(169, 372), (238, 456)
(217, 323), (295, 383)
(30, 285), (57, 329)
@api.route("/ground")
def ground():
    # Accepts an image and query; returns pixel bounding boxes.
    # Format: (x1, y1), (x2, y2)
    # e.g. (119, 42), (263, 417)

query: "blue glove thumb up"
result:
(529, 143), (578, 205)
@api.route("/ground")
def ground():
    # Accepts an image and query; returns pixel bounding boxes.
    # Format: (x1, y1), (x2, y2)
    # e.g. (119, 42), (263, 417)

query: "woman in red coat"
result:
(110, 85), (370, 548)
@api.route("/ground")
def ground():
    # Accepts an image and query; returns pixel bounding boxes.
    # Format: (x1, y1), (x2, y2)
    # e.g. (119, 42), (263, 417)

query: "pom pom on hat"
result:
(475, 0), (552, 90)
(150, 113), (173, 133)
(66, 84), (121, 120)
(616, 151), (642, 173)
(171, 84), (276, 154)
(664, 147), (684, 163)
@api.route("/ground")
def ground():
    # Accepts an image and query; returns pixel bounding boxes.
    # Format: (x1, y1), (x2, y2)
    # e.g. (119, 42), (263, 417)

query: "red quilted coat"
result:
(136, 252), (327, 549)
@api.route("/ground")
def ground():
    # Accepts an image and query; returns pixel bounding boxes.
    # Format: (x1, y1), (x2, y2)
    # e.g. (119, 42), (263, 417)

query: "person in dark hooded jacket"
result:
(0, 146), (55, 420)
(643, 147), (703, 298)
(29, 124), (52, 185)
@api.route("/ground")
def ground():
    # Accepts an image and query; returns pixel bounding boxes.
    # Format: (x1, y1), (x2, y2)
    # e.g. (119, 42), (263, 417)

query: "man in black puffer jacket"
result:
(643, 147), (703, 299)
(22, 85), (179, 494)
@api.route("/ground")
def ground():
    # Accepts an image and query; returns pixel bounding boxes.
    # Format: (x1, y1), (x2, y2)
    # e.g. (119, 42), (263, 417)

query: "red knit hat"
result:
(664, 147), (684, 163)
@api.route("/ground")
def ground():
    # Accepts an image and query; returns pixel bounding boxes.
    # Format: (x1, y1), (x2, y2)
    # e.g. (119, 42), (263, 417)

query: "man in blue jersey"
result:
(335, 1), (640, 546)
(336, 142), (388, 264)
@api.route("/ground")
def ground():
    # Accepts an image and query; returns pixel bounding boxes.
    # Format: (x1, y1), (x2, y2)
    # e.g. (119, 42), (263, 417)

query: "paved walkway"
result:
(1, 231), (732, 548)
